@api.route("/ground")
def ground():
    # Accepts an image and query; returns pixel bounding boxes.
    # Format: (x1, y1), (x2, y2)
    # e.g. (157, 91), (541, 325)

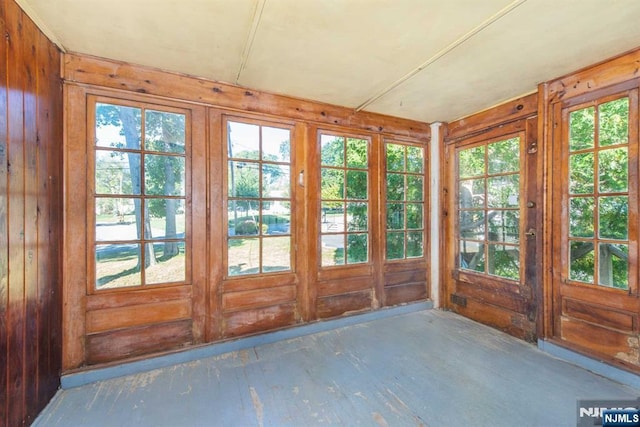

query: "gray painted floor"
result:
(35, 310), (639, 426)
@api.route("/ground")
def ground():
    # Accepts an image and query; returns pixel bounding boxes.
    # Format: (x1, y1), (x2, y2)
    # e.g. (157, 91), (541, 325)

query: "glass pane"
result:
(488, 244), (519, 280)
(96, 198), (139, 241)
(386, 203), (404, 230)
(599, 98), (629, 147)
(406, 203), (423, 229)
(488, 211), (519, 243)
(458, 146), (485, 178)
(95, 104), (141, 149)
(599, 243), (628, 289)
(228, 121), (259, 160)
(262, 126), (290, 162)
(262, 236), (291, 273)
(569, 197), (594, 238)
(460, 241), (484, 272)
(95, 150), (140, 195)
(228, 200), (260, 236)
(262, 164), (290, 198)
(145, 199), (185, 240)
(262, 201), (290, 235)
(347, 234), (368, 264)
(459, 210), (485, 240)
(146, 241), (185, 284)
(228, 238), (259, 276)
(321, 168), (344, 200)
(598, 147), (628, 193)
(144, 110), (186, 154)
(386, 143), (405, 172)
(321, 234), (344, 266)
(229, 161), (260, 198)
(144, 155), (185, 196)
(407, 231), (424, 258)
(407, 176), (423, 202)
(488, 137), (519, 174)
(347, 138), (368, 169)
(386, 232), (404, 260)
(569, 152), (594, 194)
(487, 174), (519, 208)
(407, 146), (424, 173)
(321, 202), (345, 233)
(569, 241), (594, 284)
(346, 170), (367, 200)
(599, 196), (628, 240)
(569, 106), (595, 151)
(347, 202), (368, 232)
(321, 135), (344, 167)
(459, 179), (485, 208)
(386, 173), (405, 201)
(95, 243), (141, 289)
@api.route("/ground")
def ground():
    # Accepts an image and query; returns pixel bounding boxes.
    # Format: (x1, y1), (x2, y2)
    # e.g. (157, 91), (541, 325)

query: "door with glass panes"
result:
(447, 120), (540, 340)
(550, 88), (640, 364)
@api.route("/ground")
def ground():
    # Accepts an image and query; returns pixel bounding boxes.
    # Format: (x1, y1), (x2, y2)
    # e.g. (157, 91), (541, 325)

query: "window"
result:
(226, 120), (292, 276)
(320, 134), (369, 266)
(93, 101), (188, 290)
(457, 136), (521, 281)
(385, 142), (425, 260)
(566, 97), (630, 289)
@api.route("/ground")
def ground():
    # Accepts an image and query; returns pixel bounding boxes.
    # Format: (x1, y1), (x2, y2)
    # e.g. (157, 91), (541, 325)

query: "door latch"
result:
(525, 229), (536, 237)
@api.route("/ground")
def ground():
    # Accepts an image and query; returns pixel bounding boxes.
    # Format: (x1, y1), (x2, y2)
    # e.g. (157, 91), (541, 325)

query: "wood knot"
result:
(213, 87), (222, 93)
(516, 104), (524, 111)
(244, 91), (253, 96)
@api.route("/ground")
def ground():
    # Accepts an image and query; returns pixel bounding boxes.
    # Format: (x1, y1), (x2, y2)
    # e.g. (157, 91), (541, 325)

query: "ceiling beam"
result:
(355, 0), (528, 114)
(235, 0), (267, 85)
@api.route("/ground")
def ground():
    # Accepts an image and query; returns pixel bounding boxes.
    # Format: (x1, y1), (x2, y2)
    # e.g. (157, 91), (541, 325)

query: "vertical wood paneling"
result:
(6, 3), (27, 424)
(0, 1), (8, 423)
(2, 0), (63, 425)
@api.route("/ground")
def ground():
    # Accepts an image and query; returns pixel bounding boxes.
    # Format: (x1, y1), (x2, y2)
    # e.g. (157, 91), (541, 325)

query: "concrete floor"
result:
(35, 310), (639, 426)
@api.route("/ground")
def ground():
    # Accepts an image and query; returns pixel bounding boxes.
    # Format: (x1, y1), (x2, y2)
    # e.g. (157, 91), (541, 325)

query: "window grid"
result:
(457, 137), (521, 281)
(385, 142), (425, 261)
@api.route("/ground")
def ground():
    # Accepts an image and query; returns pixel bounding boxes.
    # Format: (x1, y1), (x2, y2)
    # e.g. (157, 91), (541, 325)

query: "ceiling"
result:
(17, 0), (640, 123)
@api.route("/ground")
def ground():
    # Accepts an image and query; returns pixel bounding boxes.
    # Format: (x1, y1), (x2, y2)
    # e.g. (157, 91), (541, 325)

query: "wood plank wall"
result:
(0, 0), (63, 425)
(61, 54), (431, 370)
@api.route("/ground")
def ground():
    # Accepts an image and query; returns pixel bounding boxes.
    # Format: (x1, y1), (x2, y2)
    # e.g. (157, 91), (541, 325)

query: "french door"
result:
(550, 86), (640, 368)
(446, 117), (541, 340)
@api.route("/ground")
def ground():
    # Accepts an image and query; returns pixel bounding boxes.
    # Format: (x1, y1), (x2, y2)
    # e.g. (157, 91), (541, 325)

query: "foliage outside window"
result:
(385, 142), (425, 260)
(567, 97), (629, 289)
(457, 137), (521, 281)
(94, 102), (187, 290)
(227, 120), (292, 276)
(320, 134), (369, 266)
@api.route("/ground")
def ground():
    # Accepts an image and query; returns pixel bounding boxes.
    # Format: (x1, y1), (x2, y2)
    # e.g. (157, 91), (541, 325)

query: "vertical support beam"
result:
(430, 122), (443, 307)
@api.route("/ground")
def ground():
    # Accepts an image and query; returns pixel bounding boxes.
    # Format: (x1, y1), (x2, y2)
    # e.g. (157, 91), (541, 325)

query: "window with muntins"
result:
(93, 101), (188, 290)
(226, 120), (293, 276)
(457, 136), (522, 281)
(566, 96), (630, 289)
(385, 142), (425, 260)
(320, 134), (370, 266)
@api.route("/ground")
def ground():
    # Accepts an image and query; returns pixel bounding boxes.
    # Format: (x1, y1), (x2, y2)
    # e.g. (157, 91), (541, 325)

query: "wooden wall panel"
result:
(86, 320), (193, 365)
(1, 0), (63, 425)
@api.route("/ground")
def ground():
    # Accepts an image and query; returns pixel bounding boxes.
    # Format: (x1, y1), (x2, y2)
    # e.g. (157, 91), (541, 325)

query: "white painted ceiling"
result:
(17, 0), (640, 123)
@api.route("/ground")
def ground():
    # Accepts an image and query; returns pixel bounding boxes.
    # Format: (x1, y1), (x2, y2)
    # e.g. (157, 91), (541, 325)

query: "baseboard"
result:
(538, 339), (640, 389)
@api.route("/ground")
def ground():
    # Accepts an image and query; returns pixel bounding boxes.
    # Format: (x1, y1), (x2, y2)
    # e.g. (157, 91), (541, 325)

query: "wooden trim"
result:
(547, 47), (640, 103)
(62, 84), (88, 370)
(446, 93), (538, 141)
(207, 108), (223, 341)
(62, 53), (431, 140)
